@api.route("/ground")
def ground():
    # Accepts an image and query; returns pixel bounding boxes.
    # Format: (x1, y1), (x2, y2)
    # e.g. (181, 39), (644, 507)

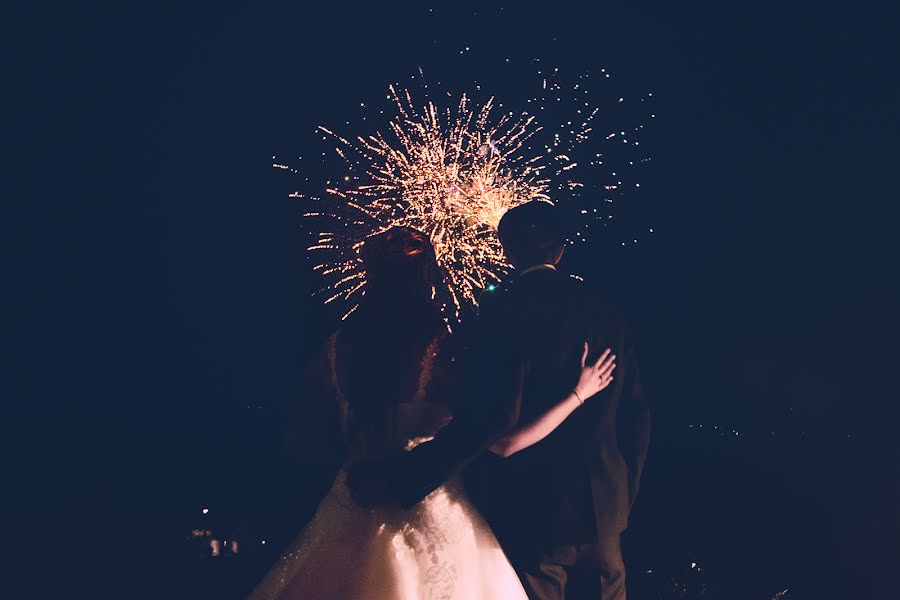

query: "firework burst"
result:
(286, 66), (652, 322)
(307, 84), (586, 320)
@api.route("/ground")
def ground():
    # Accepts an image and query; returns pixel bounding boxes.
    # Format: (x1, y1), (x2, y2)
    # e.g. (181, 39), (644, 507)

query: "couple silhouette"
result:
(251, 201), (650, 600)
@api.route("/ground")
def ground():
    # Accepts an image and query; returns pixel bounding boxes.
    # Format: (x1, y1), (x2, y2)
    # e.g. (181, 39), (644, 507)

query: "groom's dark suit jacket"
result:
(393, 266), (651, 548)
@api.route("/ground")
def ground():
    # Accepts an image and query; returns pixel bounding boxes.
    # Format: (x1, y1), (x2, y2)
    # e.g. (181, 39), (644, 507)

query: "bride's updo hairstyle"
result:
(359, 226), (441, 307)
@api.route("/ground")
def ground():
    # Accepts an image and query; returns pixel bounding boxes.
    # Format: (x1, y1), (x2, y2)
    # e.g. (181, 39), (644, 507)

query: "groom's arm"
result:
(389, 312), (527, 506)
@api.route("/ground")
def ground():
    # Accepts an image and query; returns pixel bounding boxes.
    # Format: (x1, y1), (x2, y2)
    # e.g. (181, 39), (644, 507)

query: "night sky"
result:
(8, 1), (900, 597)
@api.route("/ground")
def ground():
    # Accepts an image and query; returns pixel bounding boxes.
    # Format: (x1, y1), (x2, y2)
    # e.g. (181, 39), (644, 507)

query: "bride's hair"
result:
(358, 226), (441, 306)
(338, 227), (446, 451)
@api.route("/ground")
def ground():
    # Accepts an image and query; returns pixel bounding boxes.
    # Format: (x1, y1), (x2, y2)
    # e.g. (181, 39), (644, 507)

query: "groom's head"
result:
(497, 201), (565, 270)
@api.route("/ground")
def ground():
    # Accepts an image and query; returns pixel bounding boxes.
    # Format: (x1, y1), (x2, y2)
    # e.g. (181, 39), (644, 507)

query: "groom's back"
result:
(481, 269), (588, 416)
(470, 267), (635, 548)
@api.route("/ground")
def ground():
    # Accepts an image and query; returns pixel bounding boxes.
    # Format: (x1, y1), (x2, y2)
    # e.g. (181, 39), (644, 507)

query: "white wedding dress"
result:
(249, 333), (528, 600)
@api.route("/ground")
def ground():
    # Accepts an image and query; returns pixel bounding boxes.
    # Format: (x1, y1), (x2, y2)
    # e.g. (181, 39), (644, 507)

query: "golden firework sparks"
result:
(308, 85), (579, 320)
(295, 66), (653, 322)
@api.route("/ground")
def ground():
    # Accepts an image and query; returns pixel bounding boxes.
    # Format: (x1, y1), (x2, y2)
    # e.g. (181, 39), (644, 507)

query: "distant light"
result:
(487, 285), (496, 292)
(261, 540), (267, 545)
(202, 508), (209, 515)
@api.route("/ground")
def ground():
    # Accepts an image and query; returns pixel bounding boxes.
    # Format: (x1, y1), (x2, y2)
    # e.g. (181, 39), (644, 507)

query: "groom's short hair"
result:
(498, 201), (565, 266)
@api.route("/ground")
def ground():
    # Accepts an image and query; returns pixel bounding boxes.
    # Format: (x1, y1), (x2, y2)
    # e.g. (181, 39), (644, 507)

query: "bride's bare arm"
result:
(284, 343), (345, 463)
(489, 344), (615, 458)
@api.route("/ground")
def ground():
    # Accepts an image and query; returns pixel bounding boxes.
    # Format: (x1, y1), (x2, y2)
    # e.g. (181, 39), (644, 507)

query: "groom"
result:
(352, 201), (651, 600)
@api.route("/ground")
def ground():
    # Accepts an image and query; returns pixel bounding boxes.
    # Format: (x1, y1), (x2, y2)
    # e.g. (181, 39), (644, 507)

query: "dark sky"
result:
(9, 0), (899, 500)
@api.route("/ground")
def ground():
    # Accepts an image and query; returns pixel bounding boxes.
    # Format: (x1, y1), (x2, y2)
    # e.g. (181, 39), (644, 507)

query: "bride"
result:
(249, 226), (615, 600)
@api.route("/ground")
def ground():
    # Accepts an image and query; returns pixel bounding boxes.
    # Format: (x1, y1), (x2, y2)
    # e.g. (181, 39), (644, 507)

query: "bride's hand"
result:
(574, 343), (616, 402)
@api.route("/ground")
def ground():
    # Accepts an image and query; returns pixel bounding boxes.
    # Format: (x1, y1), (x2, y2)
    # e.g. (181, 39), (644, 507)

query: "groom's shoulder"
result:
(476, 281), (511, 320)
(567, 274), (627, 320)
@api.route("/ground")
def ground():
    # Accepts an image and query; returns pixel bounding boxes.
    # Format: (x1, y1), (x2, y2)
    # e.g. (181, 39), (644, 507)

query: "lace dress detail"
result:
(248, 333), (527, 600)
